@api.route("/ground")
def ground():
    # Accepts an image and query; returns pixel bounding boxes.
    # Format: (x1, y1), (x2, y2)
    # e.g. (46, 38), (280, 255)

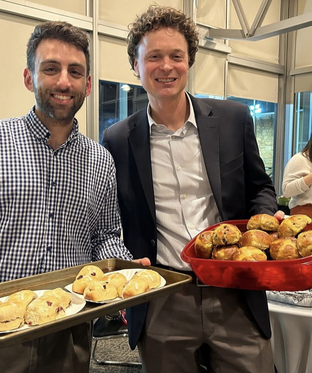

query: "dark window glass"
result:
(295, 91), (312, 153)
(227, 97), (277, 182)
(99, 81), (148, 144)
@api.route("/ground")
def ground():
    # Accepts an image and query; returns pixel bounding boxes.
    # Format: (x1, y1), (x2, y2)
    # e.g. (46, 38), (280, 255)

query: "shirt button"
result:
(189, 224), (195, 229)
(181, 194), (187, 199)
(47, 246), (52, 252)
(151, 239), (156, 247)
(49, 212), (54, 218)
(177, 165), (182, 171)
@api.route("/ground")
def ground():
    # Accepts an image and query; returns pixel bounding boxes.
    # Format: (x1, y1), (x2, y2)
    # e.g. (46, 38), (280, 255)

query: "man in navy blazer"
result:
(104, 5), (281, 373)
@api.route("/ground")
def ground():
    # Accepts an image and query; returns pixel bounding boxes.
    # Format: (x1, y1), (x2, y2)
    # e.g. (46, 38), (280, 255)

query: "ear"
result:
(24, 68), (34, 92)
(134, 60), (140, 76)
(85, 75), (92, 97)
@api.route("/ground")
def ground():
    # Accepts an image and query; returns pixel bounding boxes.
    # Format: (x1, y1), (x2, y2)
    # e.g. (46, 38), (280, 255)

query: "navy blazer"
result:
(104, 95), (278, 349)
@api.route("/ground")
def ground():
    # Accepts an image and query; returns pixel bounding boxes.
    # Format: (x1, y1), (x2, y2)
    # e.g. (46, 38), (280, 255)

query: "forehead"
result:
(139, 27), (188, 50)
(35, 39), (87, 67)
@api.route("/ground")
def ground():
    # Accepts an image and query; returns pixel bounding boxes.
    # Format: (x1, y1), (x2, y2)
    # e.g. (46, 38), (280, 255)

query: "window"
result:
(227, 97), (277, 182)
(99, 81), (148, 144)
(295, 91), (312, 153)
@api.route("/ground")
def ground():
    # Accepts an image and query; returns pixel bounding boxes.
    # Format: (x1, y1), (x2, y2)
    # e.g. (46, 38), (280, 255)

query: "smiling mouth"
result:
(156, 78), (176, 83)
(52, 94), (73, 100)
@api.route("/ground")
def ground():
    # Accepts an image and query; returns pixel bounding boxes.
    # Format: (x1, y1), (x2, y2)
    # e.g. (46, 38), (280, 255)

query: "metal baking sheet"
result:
(0, 259), (192, 348)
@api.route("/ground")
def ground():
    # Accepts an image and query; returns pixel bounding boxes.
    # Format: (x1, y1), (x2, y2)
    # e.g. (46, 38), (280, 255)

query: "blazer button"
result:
(151, 239), (156, 247)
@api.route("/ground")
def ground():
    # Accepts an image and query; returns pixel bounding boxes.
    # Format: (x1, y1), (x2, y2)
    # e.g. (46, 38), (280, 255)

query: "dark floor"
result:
(89, 337), (142, 373)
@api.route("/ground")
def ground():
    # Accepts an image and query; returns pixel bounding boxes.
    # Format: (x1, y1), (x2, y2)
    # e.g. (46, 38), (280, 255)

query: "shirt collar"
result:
(26, 107), (79, 143)
(147, 92), (197, 134)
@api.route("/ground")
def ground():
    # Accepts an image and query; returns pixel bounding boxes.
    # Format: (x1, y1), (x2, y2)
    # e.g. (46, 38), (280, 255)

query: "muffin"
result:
(194, 231), (214, 258)
(212, 224), (242, 246)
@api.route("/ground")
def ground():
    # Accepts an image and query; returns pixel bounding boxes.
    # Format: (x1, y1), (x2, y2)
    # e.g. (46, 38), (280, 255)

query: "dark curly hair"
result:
(27, 21), (90, 76)
(127, 5), (199, 71)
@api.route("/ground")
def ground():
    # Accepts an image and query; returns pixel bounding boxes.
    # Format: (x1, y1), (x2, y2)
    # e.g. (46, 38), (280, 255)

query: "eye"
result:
(44, 67), (58, 74)
(70, 69), (84, 78)
(148, 54), (160, 60)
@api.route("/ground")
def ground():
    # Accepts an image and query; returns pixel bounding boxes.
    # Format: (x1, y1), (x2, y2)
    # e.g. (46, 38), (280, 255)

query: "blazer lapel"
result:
(128, 111), (156, 224)
(190, 96), (223, 216)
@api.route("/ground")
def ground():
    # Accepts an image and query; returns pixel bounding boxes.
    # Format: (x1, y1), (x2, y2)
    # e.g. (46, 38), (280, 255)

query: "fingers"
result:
(132, 257), (151, 266)
(274, 210), (286, 221)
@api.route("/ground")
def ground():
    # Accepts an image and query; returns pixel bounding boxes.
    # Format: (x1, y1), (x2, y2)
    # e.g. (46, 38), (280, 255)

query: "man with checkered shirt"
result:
(0, 20), (149, 373)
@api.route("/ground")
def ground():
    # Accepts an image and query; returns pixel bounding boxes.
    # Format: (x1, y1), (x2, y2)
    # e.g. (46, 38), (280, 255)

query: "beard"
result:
(33, 85), (86, 125)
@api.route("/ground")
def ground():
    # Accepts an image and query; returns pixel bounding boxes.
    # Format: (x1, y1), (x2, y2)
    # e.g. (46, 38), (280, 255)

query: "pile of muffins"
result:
(72, 265), (162, 302)
(194, 214), (312, 261)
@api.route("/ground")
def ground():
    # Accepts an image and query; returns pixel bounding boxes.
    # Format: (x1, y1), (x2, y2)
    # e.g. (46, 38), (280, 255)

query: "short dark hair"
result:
(27, 21), (90, 75)
(127, 5), (199, 70)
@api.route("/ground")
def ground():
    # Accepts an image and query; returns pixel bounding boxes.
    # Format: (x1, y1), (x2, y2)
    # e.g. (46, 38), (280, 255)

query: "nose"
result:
(57, 69), (71, 89)
(160, 56), (172, 71)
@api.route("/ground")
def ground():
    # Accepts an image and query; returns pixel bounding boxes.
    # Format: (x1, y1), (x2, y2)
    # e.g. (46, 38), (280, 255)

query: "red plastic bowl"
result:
(181, 220), (312, 291)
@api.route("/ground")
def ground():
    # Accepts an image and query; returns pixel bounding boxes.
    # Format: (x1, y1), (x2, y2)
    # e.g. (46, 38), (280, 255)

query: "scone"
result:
(83, 281), (117, 302)
(118, 278), (150, 299)
(212, 224), (242, 246)
(232, 246), (267, 261)
(239, 230), (273, 250)
(0, 302), (25, 331)
(278, 215), (312, 238)
(194, 231), (214, 258)
(44, 288), (72, 308)
(25, 295), (65, 326)
(72, 275), (94, 294)
(3, 290), (38, 330)
(297, 230), (312, 258)
(6, 290), (38, 307)
(132, 269), (162, 289)
(102, 272), (127, 289)
(246, 214), (279, 231)
(75, 265), (104, 280)
(211, 245), (239, 260)
(269, 237), (300, 260)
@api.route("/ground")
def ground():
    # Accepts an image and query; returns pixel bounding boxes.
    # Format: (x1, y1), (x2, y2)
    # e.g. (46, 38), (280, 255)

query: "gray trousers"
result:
(138, 284), (275, 373)
(0, 322), (92, 373)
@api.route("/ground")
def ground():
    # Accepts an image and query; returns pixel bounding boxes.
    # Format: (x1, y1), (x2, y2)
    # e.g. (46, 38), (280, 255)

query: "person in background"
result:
(283, 132), (312, 218)
(104, 5), (283, 373)
(0, 21), (149, 373)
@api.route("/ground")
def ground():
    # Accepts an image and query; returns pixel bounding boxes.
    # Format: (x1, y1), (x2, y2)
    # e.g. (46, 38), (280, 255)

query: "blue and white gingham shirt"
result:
(0, 108), (133, 282)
